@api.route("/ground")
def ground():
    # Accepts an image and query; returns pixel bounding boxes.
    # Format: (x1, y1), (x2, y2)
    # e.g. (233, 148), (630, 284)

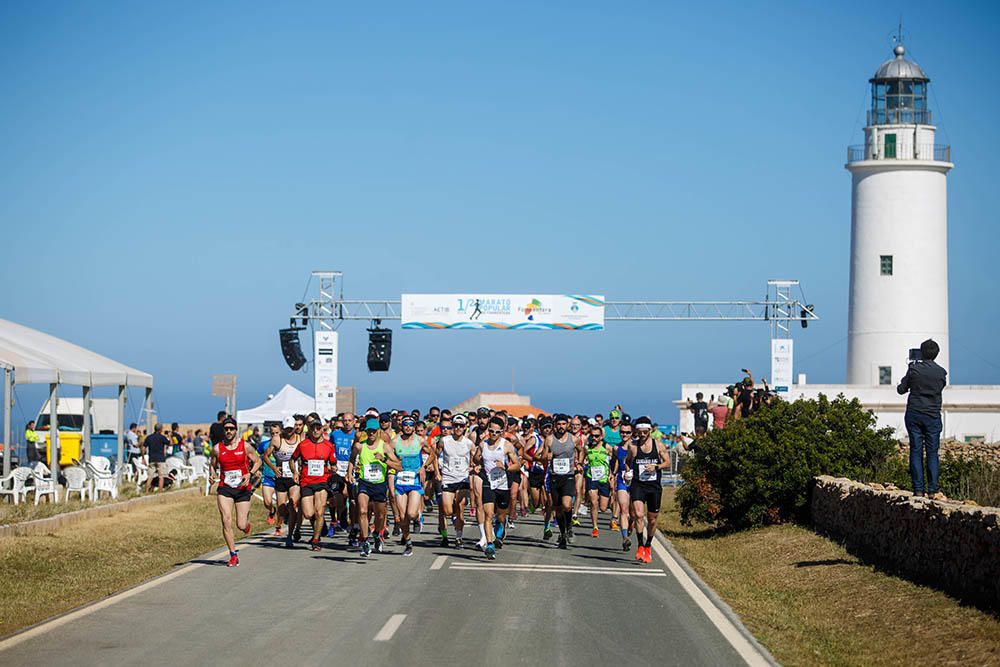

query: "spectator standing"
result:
(209, 411), (227, 446)
(24, 420), (41, 463)
(143, 424), (171, 493)
(688, 393), (710, 436)
(170, 423), (184, 458)
(897, 339), (948, 499)
(708, 396), (729, 430)
(125, 423), (141, 462)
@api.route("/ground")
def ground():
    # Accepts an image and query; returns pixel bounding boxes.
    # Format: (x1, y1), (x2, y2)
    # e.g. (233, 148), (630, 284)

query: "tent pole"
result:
(116, 385), (125, 474)
(144, 387), (153, 434)
(49, 382), (60, 483)
(2, 368), (11, 478)
(82, 385), (92, 463)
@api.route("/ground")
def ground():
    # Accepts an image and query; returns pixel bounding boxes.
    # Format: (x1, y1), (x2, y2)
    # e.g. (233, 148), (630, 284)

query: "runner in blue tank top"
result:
(327, 413), (357, 538)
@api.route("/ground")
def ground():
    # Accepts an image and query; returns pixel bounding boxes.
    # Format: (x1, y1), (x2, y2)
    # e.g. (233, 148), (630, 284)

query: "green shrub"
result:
(677, 394), (896, 529)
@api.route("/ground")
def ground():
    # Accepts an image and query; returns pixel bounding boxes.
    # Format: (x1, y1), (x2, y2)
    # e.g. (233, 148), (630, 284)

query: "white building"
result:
(676, 42), (1000, 443)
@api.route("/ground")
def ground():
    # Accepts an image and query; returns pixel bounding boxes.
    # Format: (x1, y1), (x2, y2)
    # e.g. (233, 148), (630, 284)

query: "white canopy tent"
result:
(0, 318), (154, 479)
(236, 384), (315, 425)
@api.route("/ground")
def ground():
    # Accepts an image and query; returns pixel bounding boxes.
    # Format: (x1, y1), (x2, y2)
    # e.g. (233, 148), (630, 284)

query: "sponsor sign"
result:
(314, 330), (338, 419)
(401, 294), (605, 330)
(771, 338), (793, 398)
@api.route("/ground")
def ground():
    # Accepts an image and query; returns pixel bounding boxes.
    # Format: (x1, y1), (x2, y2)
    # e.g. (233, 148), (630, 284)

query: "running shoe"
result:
(267, 514), (275, 526)
(475, 539), (487, 551)
(391, 523), (402, 537)
(485, 544), (496, 560)
(242, 522), (252, 536)
(284, 535), (295, 549)
(591, 528), (599, 538)
(293, 527), (302, 542)
(495, 522), (505, 541)
(326, 522), (338, 538)
(455, 537), (463, 549)
(439, 535), (450, 548)
(310, 538), (321, 552)
(643, 546), (653, 564)
(610, 519), (619, 531)
(543, 526), (553, 540)
(557, 535), (568, 550)
(413, 518), (421, 534)
(571, 517), (581, 527)
(273, 528), (283, 537)
(374, 536), (384, 553)
(507, 519), (516, 530)
(622, 537), (631, 552)
(635, 547), (645, 562)
(226, 552), (239, 568)
(361, 540), (371, 558)
(403, 541), (413, 557)
(348, 535), (359, 549)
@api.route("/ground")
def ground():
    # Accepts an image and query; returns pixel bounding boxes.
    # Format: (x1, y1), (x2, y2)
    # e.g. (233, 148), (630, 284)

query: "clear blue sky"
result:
(3, 2), (999, 425)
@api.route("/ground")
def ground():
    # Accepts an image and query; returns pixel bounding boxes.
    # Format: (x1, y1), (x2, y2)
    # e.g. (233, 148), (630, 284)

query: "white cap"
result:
(282, 415), (296, 428)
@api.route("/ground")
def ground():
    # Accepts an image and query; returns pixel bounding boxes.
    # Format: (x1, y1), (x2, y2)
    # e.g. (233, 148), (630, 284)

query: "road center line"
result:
(651, 537), (771, 667)
(373, 614), (407, 641)
(430, 555), (447, 570)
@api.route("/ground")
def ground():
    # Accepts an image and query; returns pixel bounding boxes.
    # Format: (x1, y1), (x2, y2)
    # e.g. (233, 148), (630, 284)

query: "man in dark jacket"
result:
(897, 339), (948, 499)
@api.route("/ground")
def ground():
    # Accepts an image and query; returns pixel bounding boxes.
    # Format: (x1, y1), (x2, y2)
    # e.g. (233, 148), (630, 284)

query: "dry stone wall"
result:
(811, 476), (1000, 608)
(895, 439), (1000, 466)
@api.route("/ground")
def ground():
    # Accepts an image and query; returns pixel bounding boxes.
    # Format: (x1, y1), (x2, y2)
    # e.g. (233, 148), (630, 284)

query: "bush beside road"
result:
(658, 487), (1000, 666)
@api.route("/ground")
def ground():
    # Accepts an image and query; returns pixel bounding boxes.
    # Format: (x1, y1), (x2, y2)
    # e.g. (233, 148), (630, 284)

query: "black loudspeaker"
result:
(279, 328), (307, 370)
(367, 328), (392, 372)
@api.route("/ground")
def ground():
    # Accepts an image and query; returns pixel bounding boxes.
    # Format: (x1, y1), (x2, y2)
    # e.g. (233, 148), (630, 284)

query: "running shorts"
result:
(275, 477), (298, 493)
(300, 482), (328, 498)
(528, 469), (546, 489)
(217, 486), (252, 503)
(442, 480), (470, 494)
(586, 479), (612, 497)
(395, 482), (424, 496)
(629, 483), (662, 512)
(506, 470), (520, 488)
(616, 476), (629, 493)
(358, 480), (388, 503)
(549, 474), (576, 501)
(481, 484), (510, 510)
(261, 476), (275, 488)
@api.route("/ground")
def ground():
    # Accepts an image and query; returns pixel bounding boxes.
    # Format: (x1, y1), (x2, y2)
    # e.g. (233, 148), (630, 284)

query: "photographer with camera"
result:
(897, 339), (948, 499)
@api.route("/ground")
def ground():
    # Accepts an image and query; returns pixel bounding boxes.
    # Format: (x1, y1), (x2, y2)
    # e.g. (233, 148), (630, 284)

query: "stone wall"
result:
(811, 476), (1000, 608)
(895, 439), (1000, 467)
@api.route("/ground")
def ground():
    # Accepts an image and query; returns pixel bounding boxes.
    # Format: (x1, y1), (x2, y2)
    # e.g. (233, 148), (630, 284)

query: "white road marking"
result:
(430, 555), (447, 570)
(449, 565), (666, 576)
(651, 537), (770, 667)
(451, 562), (659, 572)
(253, 492), (264, 501)
(373, 614), (407, 641)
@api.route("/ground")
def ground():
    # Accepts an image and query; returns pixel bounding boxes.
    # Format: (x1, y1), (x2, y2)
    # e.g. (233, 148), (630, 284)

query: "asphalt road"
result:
(2, 510), (752, 666)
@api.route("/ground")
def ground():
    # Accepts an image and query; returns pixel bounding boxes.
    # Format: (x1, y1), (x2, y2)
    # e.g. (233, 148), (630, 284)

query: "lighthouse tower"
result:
(846, 43), (952, 386)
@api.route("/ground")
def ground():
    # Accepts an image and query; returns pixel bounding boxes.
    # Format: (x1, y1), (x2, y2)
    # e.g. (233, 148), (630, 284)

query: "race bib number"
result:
(307, 459), (325, 477)
(336, 460), (349, 477)
(488, 466), (509, 490)
(623, 469), (634, 483)
(589, 465), (608, 481)
(280, 461), (293, 478)
(223, 470), (243, 488)
(448, 457), (468, 475)
(363, 463), (383, 482)
(639, 464), (657, 482)
(397, 470), (417, 486)
(552, 458), (571, 475)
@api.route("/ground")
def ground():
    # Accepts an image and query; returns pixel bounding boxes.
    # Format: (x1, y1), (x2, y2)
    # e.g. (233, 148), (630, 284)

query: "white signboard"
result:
(401, 294), (605, 330)
(314, 330), (338, 419)
(771, 338), (793, 398)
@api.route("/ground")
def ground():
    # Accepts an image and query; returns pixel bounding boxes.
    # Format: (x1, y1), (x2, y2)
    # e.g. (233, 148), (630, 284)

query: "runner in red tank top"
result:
(211, 417), (262, 567)
(291, 418), (337, 551)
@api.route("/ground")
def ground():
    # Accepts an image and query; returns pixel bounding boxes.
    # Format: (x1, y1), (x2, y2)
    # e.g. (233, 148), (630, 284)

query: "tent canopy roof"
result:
(236, 384), (315, 424)
(0, 319), (153, 388)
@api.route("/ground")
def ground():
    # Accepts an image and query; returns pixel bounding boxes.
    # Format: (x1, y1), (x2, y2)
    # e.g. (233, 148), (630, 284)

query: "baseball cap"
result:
(609, 409), (621, 419)
(477, 407), (490, 416)
(282, 415), (296, 428)
(379, 412), (391, 422)
(453, 414), (468, 426)
(222, 417), (238, 428)
(539, 416), (553, 427)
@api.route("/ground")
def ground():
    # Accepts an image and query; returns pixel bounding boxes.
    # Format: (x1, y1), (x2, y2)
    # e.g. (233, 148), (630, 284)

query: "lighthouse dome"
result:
(871, 44), (928, 82)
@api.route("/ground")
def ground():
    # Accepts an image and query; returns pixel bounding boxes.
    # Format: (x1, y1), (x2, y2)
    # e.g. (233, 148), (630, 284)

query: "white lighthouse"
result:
(846, 43), (952, 386)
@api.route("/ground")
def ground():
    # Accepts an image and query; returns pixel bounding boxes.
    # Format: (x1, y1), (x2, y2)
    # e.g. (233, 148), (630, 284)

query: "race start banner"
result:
(401, 294), (605, 330)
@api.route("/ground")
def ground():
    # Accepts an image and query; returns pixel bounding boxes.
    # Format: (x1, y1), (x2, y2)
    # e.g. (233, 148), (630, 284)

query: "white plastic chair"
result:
(164, 456), (185, 486)
(121, 461), (135, 483)
(90, 456), (112, 473)
(187, 455), (208, 485)
(85, 460), (120, 500)
(63, 466), (89, 502)
(0, 466), (34, 505)
(132, 457), (149, 491)
(30, 463), (59, 505)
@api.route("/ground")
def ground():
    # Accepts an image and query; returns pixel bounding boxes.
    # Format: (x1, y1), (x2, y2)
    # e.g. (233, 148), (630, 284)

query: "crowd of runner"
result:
(209, 406), (684, 568)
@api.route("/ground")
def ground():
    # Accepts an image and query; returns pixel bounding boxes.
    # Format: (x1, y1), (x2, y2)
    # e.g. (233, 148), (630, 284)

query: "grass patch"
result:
(0, 484), (193, 525)
(0, 492), (266, 636)
(658, 487), (1000, 666)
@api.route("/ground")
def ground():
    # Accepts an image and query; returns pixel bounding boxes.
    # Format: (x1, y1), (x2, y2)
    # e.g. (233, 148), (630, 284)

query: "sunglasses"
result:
(440, 425), (452, 430)
(223, 426), (237, 432)
(487, 429), (503, 434)
(620, 430), (633, 435)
